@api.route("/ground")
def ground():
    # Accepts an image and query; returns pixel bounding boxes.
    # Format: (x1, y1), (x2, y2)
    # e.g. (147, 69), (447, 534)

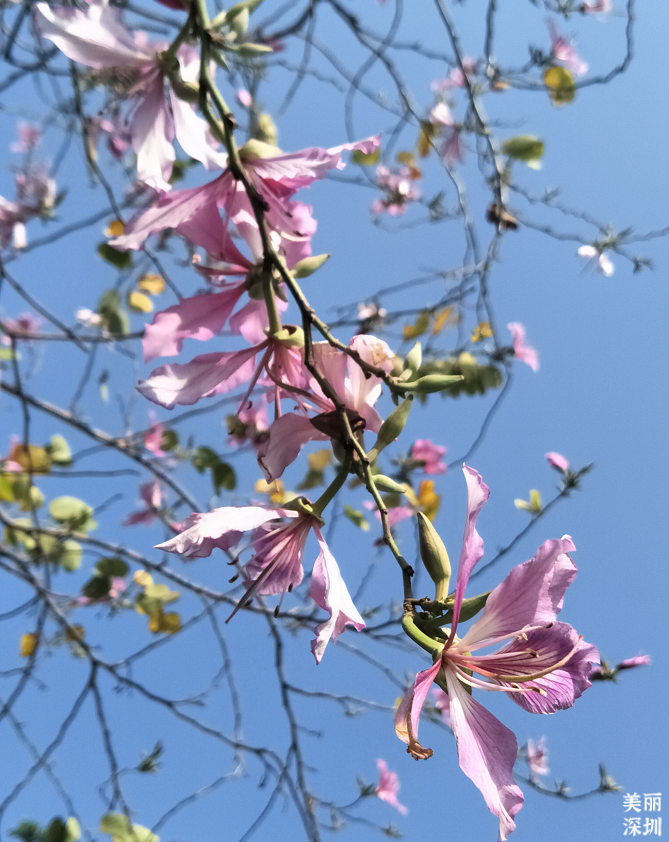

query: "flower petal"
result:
(445, 666), (524, 842)
(309, 526), (365, 663)
(394, 660), (442, 760)
(257, 413), (329, 482)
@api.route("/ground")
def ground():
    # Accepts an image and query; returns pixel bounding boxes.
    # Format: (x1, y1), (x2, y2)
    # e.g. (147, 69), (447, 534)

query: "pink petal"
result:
(155, 505), (285, 558)
(142, 284), (245, 362)
(375, 759), (408, 816)
(445, 666), (524, 841)
(170, 89), (227, 173)
(237, 88), (253, 108)
(507, 322), (539, 372)
(138, 346), (260, 409)
(129, 72), (175, 192)
(257, 413), (329, 482)
(617, 654), (651, 670)
(460, 536), (576, 649)
(309, 526), (365, 663)
(545, 452), (569, 472)
(449, 465), (490, 641)
(394, 660), (442, 759)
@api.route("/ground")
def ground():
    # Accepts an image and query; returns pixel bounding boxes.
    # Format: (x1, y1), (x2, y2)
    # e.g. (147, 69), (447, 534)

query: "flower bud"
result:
(293, 253), (330, 278)
(403, 341), (422, 376)
(395, 373), (464, 394)
(416, 511), (450, 601)
(368, 397), (412, 460)
(372, 475), (407, 494)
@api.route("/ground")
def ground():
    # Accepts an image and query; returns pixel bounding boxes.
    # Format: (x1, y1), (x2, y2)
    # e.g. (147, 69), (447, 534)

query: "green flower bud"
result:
(368, 396), (413, 460)
(403, 341), (422, 375)
(293, 253), (331, 278)
(395, 373), (464, 394)
(372, 475), (407, 494)
(416, 511), (451, 601)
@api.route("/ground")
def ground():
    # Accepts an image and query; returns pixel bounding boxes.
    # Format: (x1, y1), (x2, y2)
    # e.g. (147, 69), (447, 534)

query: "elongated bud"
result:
(416, 512), (450, 602)
(293, 253), (330, 278)
(395, 373), (464, 394)
(368, 397), (412, 461)
(372, 475), (407, 494)
(403, 341), (422, 376)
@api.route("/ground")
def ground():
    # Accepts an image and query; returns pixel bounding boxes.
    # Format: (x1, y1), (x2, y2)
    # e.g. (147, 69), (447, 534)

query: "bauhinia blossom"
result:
(548, 21), (589, 77)
(577, 245), (615, 276)
(375, 759), (408, 816)
(546, 452), (569, 473)
(371, 165), (421, 216)
(395, 466), (598, 840)
(35, 0), (227, 191)
(411, 439), (447, 475)
(155, 502), (364, 662)
(123, 480), (164, 526)
(508, 322), (539, 372)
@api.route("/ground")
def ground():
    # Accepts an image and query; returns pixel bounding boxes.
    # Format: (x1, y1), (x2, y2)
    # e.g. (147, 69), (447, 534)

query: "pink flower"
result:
(429, 103), (465, 165)
(257, 335), (395, 482)
(237, 89), (253, 108)
(616, 654), (650, 671)
(430, 57), (478, 92)
(431, 687), (452, 729)
(526, 737), (549, 778)
(123, 480), (164, 525)
(110, 135), (379, 257)
(577, 245), (614, 276)
(227, 400), (269, 449)
(548, 21), (588, 77)
(35, 0), (227, 191)
(508, 322), (539, 372)
(156, 503), (364, 660)
(394, 466), (598, 840)
(11, 123), (42, 154)
(364, 500), (414, 529)
(411, 439), (447, 475)
(375, 759), (408, 816)
(545, 452), (569, 473)
(1, 312), (42, 344)
(144, 413), (165, 457)
(371, 165), (421, 215)
(583, 0), (612, 15)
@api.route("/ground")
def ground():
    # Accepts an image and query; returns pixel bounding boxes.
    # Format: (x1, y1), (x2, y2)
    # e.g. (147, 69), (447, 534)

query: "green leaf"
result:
(191, 446), (220, 472)
(81, 575), (112, 599)
(212, 462), (236, 493)
(56, 540), (83, 572)
(501, 135), (545, 162)
(168, 158), (198, 185)
(232, 43), (273, 56)
(9, 820), (46, 842)
(100, 813), (157, 842)
(49, 497), (94, 530)
(45, 817), (78, 842)
(0, 474), (16, 502)
(344, 505), (369, 531)
(95, 557), (129, 577)
(296, 468), (324, 491)
(97, 243), (132, 270)
(98, 290), (130, 337)
(352, 147), (380, 166)
(45, 435), (72, 466)
(160, 429), (179, 451)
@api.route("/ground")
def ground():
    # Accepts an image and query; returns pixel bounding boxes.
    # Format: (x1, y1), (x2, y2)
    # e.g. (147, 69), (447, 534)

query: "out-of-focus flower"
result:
(411, 439), (447, 475)
(577, 245), (614, 276)
(371, 165), (421, 215)
(429, 102), (464, 165)
(430, 57), (478, 92)
(508, 322), (539, 372)
(123, 480), (164, 525)
(227, 400), (269, 450)
(76, 308), (103, 327)
(237, 88), (253, 108)
(1, 312), (42, 344)
(616, 654), (651, 670)
(144, 413), (165, 457)
(375, 759), (408, 816)
(526, 737), (549, 778)
(583, 0), (612, 14)
(430, 687), (452, 729)
(546, 452), (569, 473)
(514, 489), (542, 515)
(364, 500), (414, 529)
(357, 301), (386, 332)
(548, 21), (588, 77)
(11, 123), (42, 154)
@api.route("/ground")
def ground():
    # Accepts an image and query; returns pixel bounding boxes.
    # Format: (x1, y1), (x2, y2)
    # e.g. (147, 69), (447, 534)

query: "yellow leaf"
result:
(308, 449), (331, 471)
(128, 291), (153, 313)
(149, 611), (181, 635)
(417, 480), (441, 521)
(20, 632), (39, 657)
(471, 322), (493, 343)
(396, 151), (415, 167)
(8, 444), (51, 473)
(137, 273), (165, 296)
(104, 219), (124, 237)
(544, 66), (575, 106)
(134, 570), (153, 588)
(417, 122), (438, 158)
(254, 478), (286, 504)
(431, 306), (457, 335)
(402, 311), (430, 341)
